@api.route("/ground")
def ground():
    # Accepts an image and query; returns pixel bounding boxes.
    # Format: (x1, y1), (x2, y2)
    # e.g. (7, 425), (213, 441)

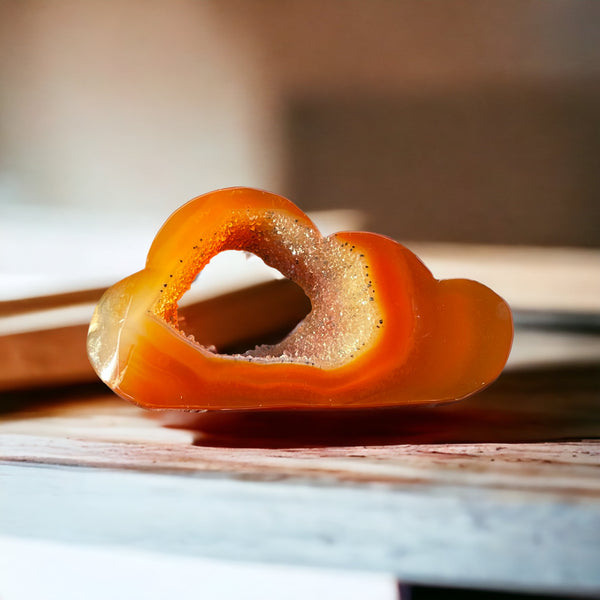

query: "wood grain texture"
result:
(1, 367), (599, 594)
(0, 279), (310, 391)
(0, 324), (94, 391)
(3, 426), (599, 496)
(1, 368), (599, 493)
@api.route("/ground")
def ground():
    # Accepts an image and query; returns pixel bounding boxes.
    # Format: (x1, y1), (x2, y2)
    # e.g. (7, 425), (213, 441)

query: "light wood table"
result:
(1, 360), (599, 597)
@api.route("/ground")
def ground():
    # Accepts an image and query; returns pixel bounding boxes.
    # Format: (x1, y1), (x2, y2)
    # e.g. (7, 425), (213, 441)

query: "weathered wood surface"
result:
(1, 360), (599, 459)
(1, 365), (599, 492)
(1, 365), (599, 594)
(0, 279), (311, 391)
(2, 406), (599, 495)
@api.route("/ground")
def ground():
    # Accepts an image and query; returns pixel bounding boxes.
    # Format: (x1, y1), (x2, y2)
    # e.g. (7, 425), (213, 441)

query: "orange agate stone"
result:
(87, 187), (513, 410)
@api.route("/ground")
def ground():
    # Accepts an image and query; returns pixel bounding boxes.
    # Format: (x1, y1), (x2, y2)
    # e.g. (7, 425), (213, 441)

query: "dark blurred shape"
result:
(400, 582), (583, 600)
(288, 84), (600, 247)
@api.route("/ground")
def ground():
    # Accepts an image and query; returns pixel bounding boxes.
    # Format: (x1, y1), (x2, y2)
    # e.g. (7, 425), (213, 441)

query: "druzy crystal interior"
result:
(153, 209), (382, 369)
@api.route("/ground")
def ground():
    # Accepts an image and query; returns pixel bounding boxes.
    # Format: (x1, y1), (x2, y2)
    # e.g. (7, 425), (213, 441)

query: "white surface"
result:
(0, 535), (398, 600)
(0, 204), (362, 301)
(0, 203), (160, 300)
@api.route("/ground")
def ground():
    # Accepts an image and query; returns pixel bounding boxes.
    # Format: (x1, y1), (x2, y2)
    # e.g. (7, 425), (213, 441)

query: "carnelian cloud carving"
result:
(87, 187), (513, 410)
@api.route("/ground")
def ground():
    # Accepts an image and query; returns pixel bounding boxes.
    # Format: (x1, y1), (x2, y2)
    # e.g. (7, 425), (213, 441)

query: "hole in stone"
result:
(177, 251), (312, 355)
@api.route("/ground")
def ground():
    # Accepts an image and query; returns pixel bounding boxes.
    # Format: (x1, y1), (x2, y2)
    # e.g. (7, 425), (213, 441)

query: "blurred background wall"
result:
(0, 0), (284, 212)
(1, 0), (599, 246)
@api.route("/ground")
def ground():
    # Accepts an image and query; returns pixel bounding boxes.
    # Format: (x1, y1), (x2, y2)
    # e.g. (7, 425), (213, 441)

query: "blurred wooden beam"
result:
(1, 244), (598, 392)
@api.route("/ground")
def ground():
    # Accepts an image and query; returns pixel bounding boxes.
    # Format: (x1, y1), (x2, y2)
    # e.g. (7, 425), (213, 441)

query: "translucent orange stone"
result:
(87, 187), (513, 410)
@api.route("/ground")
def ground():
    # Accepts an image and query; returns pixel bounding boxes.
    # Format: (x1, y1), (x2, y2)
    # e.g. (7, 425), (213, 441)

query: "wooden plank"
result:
(0, 368), (598, 498)
(0, 243), (600, 390)
(0, 279), (310, 391)
(3, 428), (600, 495)
(1, 243), (598, 391)
(1, 368), (599, 594)
(408, 243), (600, 314)
(0, 324), (94, 391)
(2, 298), (599, 393)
